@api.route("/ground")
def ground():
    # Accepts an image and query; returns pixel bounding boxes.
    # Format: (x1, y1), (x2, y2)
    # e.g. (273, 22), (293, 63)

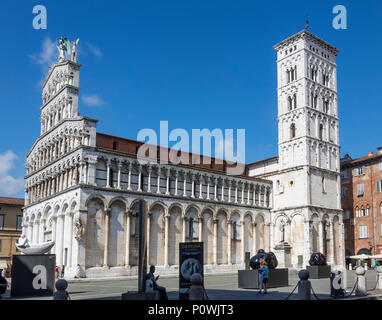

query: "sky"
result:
(0, 0), (381, 197)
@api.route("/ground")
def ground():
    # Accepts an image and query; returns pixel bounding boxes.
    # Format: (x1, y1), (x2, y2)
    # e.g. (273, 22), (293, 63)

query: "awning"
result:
(369, 254), (382, 259)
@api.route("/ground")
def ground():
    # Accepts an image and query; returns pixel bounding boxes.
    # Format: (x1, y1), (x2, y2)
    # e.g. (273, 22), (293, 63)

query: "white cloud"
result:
(82, 94), (105, 106)
(0, 151), (24, 196)
(29, 37), (58, 76)
(86, 42), (103, 57)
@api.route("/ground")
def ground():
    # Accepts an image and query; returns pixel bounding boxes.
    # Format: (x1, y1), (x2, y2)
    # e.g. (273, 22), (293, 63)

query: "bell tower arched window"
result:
(319, 124), (323, 140)
(290, 123), (296, 139)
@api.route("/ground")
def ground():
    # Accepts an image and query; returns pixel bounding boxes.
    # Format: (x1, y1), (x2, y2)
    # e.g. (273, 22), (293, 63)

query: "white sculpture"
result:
(16, 234), (55, 255)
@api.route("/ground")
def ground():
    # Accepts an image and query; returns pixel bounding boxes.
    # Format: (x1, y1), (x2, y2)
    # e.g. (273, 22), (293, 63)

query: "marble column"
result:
(227, 220), (232, 265)
(241, 184), (245, 204)
(125, 210), (131, 266)
(213, 219), (218, 265)
(117, 163), (122, 189)
(147, 165), (152, 193)
(182, 217), (186, 242)
(199, 176), (203, 199)
(137, 165), (142, 192)
(56, 215), (64, 266)
(65, 213), (73, 267)
(191, 174), (195, 198)
(241, 221), (245, 264)
(252, 222), (257, 254)
(127, 162), (132, 190)
(106, 160), (111, 188)
(147, 214), (151, 266)
(103, 209), (110, 266)
(166, 168), (170, 195)
(183, 173), (187, 197)
(214, 178), (218, 201)
(228, 180), (231, 202)
(221, 181), (225, 202)
(206, 177), (210, 200)
(51, 218), (57, 254)
(174, 171), (178, 196)
(318, 221), (324, 254)
(164, 214), (169, 267)
(157, 167), (161, 194)
(198, 217), (203, 242)
(38, 220), (45, 243)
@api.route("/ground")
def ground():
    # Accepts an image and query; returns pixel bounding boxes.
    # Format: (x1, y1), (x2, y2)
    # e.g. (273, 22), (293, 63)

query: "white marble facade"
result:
(22, 30), (345, 278)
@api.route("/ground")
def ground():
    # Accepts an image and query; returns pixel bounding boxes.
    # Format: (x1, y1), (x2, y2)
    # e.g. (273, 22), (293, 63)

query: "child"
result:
(261, 260), (269, 294)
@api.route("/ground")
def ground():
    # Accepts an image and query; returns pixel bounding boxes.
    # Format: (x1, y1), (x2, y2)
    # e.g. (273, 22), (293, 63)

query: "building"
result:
(0, 197), (24, 273)
(341, 148), (382, 257)
(22, 29), (345, 278)
(247, 30), (345, 267)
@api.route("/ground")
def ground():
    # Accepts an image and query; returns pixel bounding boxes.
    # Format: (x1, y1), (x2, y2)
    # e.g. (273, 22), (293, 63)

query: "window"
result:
(344, 210), (350, 220)
(359, 225), (368, 239)
(319, 124), (323, 140)
(357, 184), (364, 197)
(290, 123), (296, 139)
(293, 93), (297, 109)
(354, 167), (365, 176)
(288, 96), (293, 111)
(322, 174), (326, 193)
(188, 218), (194, 240)
(340, 170), (347, 179)
(0, 214), (4, 230)
(323, 100), (329, 113)
(109, 168), (114, 188)
(380, 224), (382, 236)
(344, 228), (348, 240)
(112, 141), (118, 151)
(16, 215), (23, 230)
(379, 162), (382, 171)
(380, 202), (382, 214)
(366, 205), (370, 216)
(361, 206), (365, 217)
(377, 180), (382, 193)
(356, 206), (360, 217)
(341, 187), (346, 199)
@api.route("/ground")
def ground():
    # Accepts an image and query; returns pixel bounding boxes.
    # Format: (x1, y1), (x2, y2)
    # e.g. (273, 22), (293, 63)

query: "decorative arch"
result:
(85, 194), (107, 210)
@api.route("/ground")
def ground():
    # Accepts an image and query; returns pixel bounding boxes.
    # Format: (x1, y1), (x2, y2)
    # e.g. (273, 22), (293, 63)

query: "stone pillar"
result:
(183, 173), (187, 197)
(117, 163), (122, 189)
(147, 214), (151, 266)
(227, 220), (232, 265)
(166, 168), (170, 195)
(147, 165), (152, 193)
(34, 221), (40, 244)
(51, 218), (57, 254)
(241, 184), (245, 204)
(213, 219), (218, 265)
(28, 222), (33, 243)
(328, 222), (335, 265)
(157, 166), (161, 194)
(56, 215), (64, 266)
(164, 214), (169, 267)
(303, 219), (313, 267)
(355, 267), (367, 296)
(182, 217), (186, 242)
(191, 173), (195, 198)
(252, 222), (257, 254)
(318, 221), (324, 254)
(235, 185), (238, 204)
(241, 221), (245, 264)
(221, 181), (225, 202)
(125, 210), (131, 267)
(206, 177), (210, 200)
(137, 165), (142, 192)
(199, 177), (203, 199)
(198, 217), (203, 242)
(106, 160), (111, 188)
(127, 162), (132, 190)
(67, 213), (74, 267)
(214, 178), (218, 201)
(103, 209), (110, 266)
(252, 185), (256, 206)
(228, 180), (231, 202)
(247, 187), (250, 205)
(39, 220), (45, 243)
(174, 171), (178, 196)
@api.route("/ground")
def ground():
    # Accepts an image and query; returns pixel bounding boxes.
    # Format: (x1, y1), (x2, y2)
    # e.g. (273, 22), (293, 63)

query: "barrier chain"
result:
(284, 281), (300, 300)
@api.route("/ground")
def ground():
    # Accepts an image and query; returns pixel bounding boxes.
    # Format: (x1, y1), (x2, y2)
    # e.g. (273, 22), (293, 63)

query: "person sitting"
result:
(146, 265), (168, 300)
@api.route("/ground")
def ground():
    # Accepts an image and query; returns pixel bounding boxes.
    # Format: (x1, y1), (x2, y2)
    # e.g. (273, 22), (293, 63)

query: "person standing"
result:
(55, 266), (59, 279)
(61, 265), (65, 278)
(257, 259), (264, 294)
(0, 269), (8, 300)
(262, 260), (269, 294)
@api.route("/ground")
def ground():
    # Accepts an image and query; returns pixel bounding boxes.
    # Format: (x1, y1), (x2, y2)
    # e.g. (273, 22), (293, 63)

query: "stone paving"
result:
(2, 270), (381, 300)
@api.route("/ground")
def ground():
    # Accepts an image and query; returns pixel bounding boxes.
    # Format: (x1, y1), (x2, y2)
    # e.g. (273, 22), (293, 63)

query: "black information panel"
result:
(11, 254), (56, 297)
(179, 242), (203, 300)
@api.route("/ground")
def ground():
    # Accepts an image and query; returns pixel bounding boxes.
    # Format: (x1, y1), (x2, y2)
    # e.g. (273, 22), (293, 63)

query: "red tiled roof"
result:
(341, 152), (382, 167)
(0, 197), (24, 206)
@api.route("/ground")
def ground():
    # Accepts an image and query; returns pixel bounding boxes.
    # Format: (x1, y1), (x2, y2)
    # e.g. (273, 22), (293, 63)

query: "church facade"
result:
(22, 29), (345, 278)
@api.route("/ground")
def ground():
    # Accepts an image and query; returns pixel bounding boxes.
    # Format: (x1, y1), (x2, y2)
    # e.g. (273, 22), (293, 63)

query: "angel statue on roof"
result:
(57, 37), (71, 62)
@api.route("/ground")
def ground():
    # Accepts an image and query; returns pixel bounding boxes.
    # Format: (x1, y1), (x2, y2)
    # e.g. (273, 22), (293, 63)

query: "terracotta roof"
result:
(341, 152), (382, 167)
(0, 197), (24, 206)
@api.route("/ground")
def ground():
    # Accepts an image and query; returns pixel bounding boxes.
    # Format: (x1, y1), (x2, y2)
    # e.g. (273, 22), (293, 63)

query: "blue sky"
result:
(0, 0), (381, 197)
